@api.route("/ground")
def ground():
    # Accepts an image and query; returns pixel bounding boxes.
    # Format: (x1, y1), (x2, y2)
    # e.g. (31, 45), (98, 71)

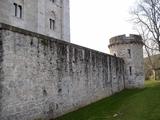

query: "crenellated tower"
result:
(108, 34), (144, 88)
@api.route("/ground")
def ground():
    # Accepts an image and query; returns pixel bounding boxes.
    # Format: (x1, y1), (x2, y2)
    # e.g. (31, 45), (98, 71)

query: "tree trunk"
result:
(159, 41), (160, 52)
(152, 69), (156, 80)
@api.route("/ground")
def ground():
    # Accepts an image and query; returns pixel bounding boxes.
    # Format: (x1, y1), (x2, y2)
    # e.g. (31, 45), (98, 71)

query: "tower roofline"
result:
(108, 34), (143, 48)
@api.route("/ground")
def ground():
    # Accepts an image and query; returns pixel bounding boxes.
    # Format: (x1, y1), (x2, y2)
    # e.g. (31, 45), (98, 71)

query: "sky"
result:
(70, 0), (138, 53)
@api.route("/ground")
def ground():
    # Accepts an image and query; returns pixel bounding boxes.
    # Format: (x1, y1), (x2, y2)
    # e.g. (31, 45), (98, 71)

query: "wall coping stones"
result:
(0, 22), (123, 61)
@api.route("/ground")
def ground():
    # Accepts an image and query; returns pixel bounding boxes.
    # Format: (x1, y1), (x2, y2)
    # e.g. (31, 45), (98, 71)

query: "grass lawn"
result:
(55, 80), (160, 120)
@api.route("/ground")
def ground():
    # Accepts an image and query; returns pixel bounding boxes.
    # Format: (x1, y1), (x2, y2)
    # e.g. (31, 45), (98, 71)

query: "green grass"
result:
(55, 80), (160, 120)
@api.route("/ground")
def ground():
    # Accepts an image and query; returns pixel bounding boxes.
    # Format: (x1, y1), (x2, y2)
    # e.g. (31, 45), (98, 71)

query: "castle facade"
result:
(0, 0), (70, 42)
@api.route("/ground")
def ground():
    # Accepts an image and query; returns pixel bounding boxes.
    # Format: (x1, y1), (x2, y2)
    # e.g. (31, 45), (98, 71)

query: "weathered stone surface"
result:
(0, 0), (70, 42)
(109, 34), (144, 88)
(0, 24), (125, 120)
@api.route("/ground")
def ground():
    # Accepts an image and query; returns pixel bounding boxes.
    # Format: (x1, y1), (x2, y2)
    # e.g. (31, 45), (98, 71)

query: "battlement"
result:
(108, 34), (143, 48)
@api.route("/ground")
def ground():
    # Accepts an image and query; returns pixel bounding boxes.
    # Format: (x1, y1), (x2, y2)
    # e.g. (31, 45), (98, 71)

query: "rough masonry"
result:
(0, 23), (125, 120)
(109, 34), (144, 88)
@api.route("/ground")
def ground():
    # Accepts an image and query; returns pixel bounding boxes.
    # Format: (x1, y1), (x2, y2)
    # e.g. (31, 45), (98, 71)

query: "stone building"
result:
(108, 34), (144, 88)
(0, 0), (70, 42)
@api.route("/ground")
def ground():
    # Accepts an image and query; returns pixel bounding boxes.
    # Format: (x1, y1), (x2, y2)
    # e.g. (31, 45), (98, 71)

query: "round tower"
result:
(108, 34), (144, 88)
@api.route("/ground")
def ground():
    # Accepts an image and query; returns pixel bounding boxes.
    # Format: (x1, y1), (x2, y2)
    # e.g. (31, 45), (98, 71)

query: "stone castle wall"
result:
(0, 23), (125, 120)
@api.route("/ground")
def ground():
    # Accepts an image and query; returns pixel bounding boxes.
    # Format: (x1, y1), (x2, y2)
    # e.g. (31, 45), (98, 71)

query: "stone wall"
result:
(0, 23), (125, 120)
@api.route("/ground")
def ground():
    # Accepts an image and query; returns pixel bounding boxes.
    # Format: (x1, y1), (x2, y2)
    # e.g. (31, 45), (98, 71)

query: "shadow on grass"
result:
(54, 80), (160, 120)
(54, 89), (145, 120)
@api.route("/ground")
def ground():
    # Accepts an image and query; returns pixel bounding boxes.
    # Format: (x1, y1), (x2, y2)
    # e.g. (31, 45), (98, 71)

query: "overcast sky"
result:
(70, 0), (138, 53)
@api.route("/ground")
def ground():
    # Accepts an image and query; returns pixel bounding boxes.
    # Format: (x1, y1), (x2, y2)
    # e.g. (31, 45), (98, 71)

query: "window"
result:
(129, 66), (132, 75)
(49, 19), (55, 30)
(18, 5), (22, 18)
(13, 3), (22, 18)
(13, 3), (17, 17)
(128, 49), (131, 58)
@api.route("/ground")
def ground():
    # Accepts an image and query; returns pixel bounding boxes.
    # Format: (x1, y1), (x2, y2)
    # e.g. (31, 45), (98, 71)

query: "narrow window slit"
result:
(13, 3), (17, 17)
(128, 49), (131, 58)
(129, 66), (132, 75)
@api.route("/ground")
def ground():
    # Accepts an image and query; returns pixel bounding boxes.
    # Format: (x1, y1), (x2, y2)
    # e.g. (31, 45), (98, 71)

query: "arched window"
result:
(49, 11), (56, 30)
(13, 3), (22, 18)
(49, 19), (55, 30)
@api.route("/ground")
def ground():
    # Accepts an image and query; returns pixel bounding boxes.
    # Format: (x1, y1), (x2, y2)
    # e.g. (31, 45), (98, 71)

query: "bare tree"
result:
(131, 0), (160, 52)
(130, 0), (160, 80)
(137, 25), (156, 80)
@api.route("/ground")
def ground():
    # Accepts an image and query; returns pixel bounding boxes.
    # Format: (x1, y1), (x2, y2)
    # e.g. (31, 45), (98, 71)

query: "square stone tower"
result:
(0, 0), (70, 42)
